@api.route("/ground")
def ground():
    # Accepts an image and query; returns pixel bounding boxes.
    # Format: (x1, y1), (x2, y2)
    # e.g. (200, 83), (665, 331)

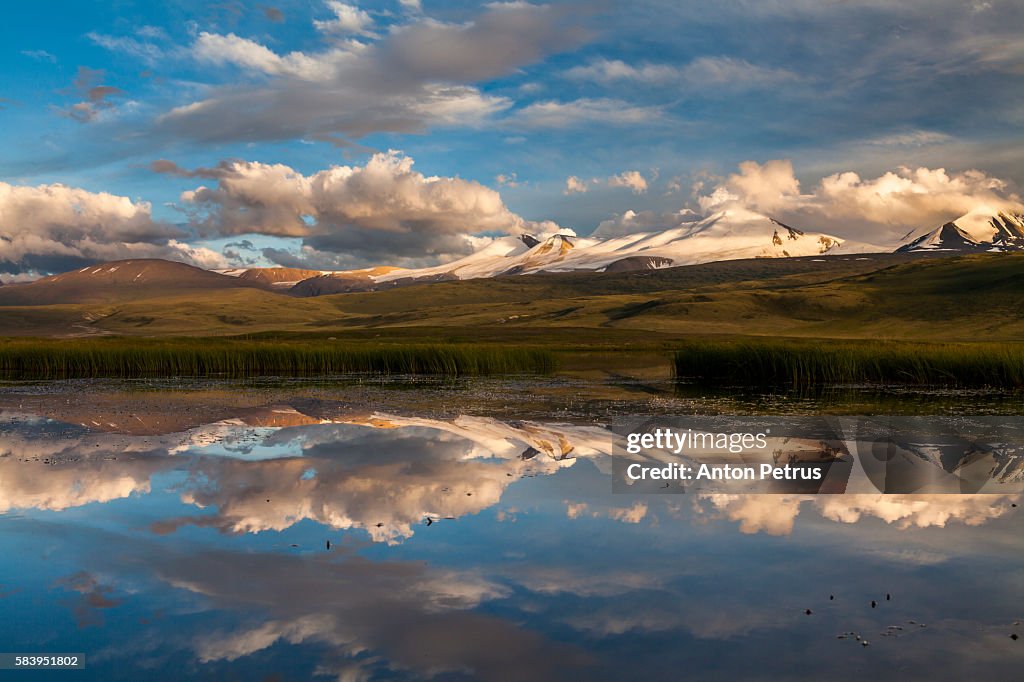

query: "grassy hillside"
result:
(0, 252), (1022, 344)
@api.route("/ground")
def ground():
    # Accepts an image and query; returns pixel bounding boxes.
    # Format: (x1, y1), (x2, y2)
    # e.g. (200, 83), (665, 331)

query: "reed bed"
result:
(0, 338), (555, 379)
(674, 339), (1024, 388)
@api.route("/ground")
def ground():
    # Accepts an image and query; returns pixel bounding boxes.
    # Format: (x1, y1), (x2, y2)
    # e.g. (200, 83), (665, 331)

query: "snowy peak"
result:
(358, 209), (866, 288)
(896, 210), (1024, 253)
(896, 222), (983, 253)
(990, 212), (1024, 248)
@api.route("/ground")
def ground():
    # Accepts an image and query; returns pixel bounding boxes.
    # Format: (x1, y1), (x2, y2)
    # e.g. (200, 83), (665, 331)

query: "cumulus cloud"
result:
(170, 151), (560, 266)
(151, 2), (592, 145)
(564, 176), (589, 195)
(0, 180), (225, 275)
(695, 159), (1024, 242)
(314, 2), (373, 36)
(608, 170), (648, 194)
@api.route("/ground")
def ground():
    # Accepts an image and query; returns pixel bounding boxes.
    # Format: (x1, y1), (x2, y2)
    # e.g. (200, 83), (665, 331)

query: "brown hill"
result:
(234, 267), (325, 287)
(0, 259), (261, 306)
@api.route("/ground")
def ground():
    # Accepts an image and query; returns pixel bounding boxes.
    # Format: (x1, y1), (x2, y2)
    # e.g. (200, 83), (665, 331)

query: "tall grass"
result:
(0, 338), (555, 379)
(674, 339), (1024, 388)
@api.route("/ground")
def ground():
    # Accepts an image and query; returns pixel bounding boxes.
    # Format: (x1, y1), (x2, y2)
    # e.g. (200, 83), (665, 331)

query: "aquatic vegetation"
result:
(0, 338), (556, 379)
(674, 339), (1024, 387)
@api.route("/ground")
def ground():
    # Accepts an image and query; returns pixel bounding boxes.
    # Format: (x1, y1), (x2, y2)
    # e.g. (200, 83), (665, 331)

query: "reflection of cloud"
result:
(0, 425), (169, 512)
(701, 493), (1020, 535)
(157, 549), (590, 680)
(607, 502), (648, 524)
(2, 407), (606, 542)
(167, 425), (571, 542)
(54, 571), (122, 628)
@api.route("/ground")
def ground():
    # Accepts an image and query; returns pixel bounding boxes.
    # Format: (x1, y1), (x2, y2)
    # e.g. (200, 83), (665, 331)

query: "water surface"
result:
(1, 377), (1022, 680)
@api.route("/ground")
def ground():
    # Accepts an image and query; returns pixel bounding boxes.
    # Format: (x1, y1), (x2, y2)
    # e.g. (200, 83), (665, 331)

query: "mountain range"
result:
(0, 208), (1021, 307)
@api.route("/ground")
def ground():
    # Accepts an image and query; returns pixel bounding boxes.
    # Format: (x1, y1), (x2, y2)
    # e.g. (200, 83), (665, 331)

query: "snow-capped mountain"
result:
(897, 210), (1024, 253)
(895, 222), (986, 253)
(311, 208), (878, 289)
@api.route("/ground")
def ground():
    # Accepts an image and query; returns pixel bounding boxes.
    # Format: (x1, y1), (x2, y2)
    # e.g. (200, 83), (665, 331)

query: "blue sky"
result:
(1, 0), (1023, 275)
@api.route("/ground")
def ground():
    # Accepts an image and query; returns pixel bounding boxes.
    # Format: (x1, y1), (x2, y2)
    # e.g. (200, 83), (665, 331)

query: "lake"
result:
(1, 376), (1022, 680)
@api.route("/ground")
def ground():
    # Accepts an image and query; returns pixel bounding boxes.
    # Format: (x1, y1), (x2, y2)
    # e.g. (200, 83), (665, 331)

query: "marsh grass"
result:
(674, 339), (1024, 388)
(0, 338), (556, 379)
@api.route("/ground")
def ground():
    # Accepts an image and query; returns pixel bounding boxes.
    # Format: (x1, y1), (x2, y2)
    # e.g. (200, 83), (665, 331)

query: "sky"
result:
(1, 0), (1023, 277)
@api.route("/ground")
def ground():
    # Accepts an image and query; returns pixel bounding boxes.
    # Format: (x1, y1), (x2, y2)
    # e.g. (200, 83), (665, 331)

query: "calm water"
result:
(1, 377), (1022, 681)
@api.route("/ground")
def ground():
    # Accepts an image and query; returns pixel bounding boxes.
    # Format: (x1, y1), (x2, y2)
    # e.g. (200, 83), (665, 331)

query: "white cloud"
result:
(21, 49), (57, 63)
(174, 151), (560, 266)
(564, 58), (678, 84)
(696, 159), (1024, 242)
(513, 98), (663, 129)
(154, 2), (591, 145)
(0, 180), (225, 274)
(86, 32), (168, 66)
(866, 129), (954, 147)
(564, 176), (589, 195)
(608, 170), (648, 194)
(565, 56), (799, 89)
(679, 56), (799, 87)
(314, 2), (374, 36)
(192, 32), (346, 80)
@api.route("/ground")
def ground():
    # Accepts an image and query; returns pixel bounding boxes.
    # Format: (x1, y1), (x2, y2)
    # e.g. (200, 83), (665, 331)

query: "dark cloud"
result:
(59, 66), (125, 123)
(260, 5), (284, 23)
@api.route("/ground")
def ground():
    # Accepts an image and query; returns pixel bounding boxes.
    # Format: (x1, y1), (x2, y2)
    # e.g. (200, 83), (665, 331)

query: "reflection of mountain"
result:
(0, 406), (607, 542)
(1, 405), (1019, 544)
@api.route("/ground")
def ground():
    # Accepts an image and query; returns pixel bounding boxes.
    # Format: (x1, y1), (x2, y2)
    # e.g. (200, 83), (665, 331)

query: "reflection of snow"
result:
(2, 406), (1019, 545)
